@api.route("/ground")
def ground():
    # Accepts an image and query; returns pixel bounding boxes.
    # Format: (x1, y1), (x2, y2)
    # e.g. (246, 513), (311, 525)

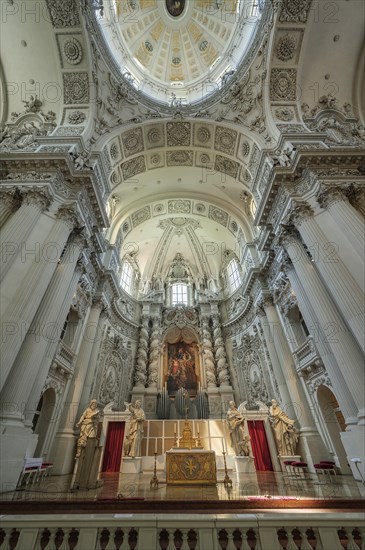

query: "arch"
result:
(316, 384), (351, 474)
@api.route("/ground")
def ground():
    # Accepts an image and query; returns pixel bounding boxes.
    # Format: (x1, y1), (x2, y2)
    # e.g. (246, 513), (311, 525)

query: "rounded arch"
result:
(316, 384), (351, 474)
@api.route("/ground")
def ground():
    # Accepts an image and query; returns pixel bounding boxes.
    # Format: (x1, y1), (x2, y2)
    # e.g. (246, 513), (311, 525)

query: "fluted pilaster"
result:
(282, 228), (363, 421)
(0, 206), (79, 392)
(292, 202), (364, 352)
(0, 187), (50, 281)
(0, 232), (84, 424)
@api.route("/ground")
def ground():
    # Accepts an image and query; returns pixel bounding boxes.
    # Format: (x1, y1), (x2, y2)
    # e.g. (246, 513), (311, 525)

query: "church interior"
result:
(0, 0), (364, 548)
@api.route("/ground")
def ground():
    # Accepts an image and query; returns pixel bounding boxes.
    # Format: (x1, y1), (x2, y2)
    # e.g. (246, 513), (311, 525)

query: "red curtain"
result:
(247, 420), (273, 471)
(101, 421), (125, 473)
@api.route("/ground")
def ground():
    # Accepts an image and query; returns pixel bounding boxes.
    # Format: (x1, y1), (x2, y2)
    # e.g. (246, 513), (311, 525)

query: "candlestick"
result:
(222, 438), (225, 453)
(193, 424), (195, 438)
(150, 451), (159, 489)
(197, 423), (200, 434)
(155, 438), (158, 454)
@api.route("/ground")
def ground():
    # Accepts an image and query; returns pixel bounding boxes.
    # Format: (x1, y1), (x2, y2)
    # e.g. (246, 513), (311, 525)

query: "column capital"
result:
(278, 223), (301, 248)
(22, 187), (51, 211)
(290, 202), (314, 226)
(56, 204), (80, 230)
(0, 187), (22, 211)
(317, 184), (349, 209)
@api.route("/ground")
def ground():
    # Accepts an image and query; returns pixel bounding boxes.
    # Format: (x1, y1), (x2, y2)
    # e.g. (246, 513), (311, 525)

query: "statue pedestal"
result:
(279, 454), (301, 474)
(71, 438), (103, 491)
(122, 457), (142, 474)
(234, 456), (256, 482)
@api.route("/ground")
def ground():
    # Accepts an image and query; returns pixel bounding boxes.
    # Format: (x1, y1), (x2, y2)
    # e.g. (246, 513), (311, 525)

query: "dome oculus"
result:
(166, 0), (186, 17)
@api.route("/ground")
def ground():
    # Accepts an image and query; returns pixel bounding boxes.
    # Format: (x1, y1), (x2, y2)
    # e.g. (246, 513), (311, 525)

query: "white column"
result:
(0, 187), (22, 228)
(317, 185), (365, 261)
(261, 295), (327, 467)
(292, 203), (365, 353)
(0, 232), (84, 425)
(0, 188), (50, 281)
(50, 299), (104, 474)
(285, 257), (358, 424)
(256, 305), (292, 409)
(0, 206), (78, 391)
(77, 313), (109, 418)
(282, 228), (364, 422)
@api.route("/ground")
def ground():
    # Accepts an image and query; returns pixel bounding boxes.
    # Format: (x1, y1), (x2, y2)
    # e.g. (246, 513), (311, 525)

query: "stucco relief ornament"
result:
(63, 38), (83, 65)
(275, 107), (294, 121)
(46, 0), (80, 27)
(279, 0), (313, 23)
(67, 111), (86, 125)
(270, 69), (297, 101)
(275, 34), (297, 61)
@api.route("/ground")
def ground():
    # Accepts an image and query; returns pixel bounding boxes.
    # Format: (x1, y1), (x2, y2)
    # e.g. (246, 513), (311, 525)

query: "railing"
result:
(293, 336), (320, 372)
(55, 341), (76, 372)
(1, 513), (364, 550)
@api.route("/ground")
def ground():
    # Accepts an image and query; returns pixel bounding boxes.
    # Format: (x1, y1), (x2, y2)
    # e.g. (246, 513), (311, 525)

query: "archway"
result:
(33, 388), (57, 458)
(317, 385), (351, 474)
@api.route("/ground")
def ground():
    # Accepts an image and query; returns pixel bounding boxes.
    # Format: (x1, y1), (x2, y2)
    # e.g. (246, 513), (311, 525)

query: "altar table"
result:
(166, 449), (217, 485)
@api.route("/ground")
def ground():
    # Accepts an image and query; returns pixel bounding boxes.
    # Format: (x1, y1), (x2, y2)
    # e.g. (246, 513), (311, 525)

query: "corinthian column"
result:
(50, 296), (105, 475)
(316, 186), (365, 292)
(0, 205), (79, 391)
(260, 293), (328, 467)
(291, 203), (364, 352)
(0, 187), (50, 281)
(0, 187), (22, 228)
(256, 303), (292, 408)
(281, 227), (364, 422)
(0, 230), (85, 426)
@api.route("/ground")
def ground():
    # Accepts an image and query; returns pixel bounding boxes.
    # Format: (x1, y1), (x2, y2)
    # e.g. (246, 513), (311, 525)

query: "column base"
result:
(0, 421), (38, 490)
(50, 430), (77, 475)
(298, 427), (330, 473)
(340, 427), (365, 482)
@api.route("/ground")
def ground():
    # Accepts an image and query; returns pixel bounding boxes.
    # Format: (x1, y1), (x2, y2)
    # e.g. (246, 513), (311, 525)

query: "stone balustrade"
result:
(0, 513), (363, 550)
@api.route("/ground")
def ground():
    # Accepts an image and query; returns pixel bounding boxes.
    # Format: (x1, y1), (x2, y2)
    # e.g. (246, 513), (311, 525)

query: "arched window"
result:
(120, 260), (134, 294)
(227, 258), (241, 292)
(171, 283), (188, 306)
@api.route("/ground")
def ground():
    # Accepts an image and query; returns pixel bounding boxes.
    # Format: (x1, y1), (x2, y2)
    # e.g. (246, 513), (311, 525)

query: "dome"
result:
(96, 0), (265, 105)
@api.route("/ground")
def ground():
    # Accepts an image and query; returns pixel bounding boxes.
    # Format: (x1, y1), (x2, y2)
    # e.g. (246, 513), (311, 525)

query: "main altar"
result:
(165, 417), (217, 485)
(166, 449), (217, 485)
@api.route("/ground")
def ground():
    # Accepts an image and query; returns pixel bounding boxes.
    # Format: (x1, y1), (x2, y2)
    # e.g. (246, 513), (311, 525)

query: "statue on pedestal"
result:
(269, 399), (299, 455)
(124, 400), (146, 458)
(226, 401), (250, 456)
(75, 399), (100, 458)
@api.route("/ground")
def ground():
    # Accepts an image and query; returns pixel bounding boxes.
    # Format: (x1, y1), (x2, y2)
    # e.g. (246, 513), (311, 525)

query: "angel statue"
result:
(75, 399), (100, 458)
